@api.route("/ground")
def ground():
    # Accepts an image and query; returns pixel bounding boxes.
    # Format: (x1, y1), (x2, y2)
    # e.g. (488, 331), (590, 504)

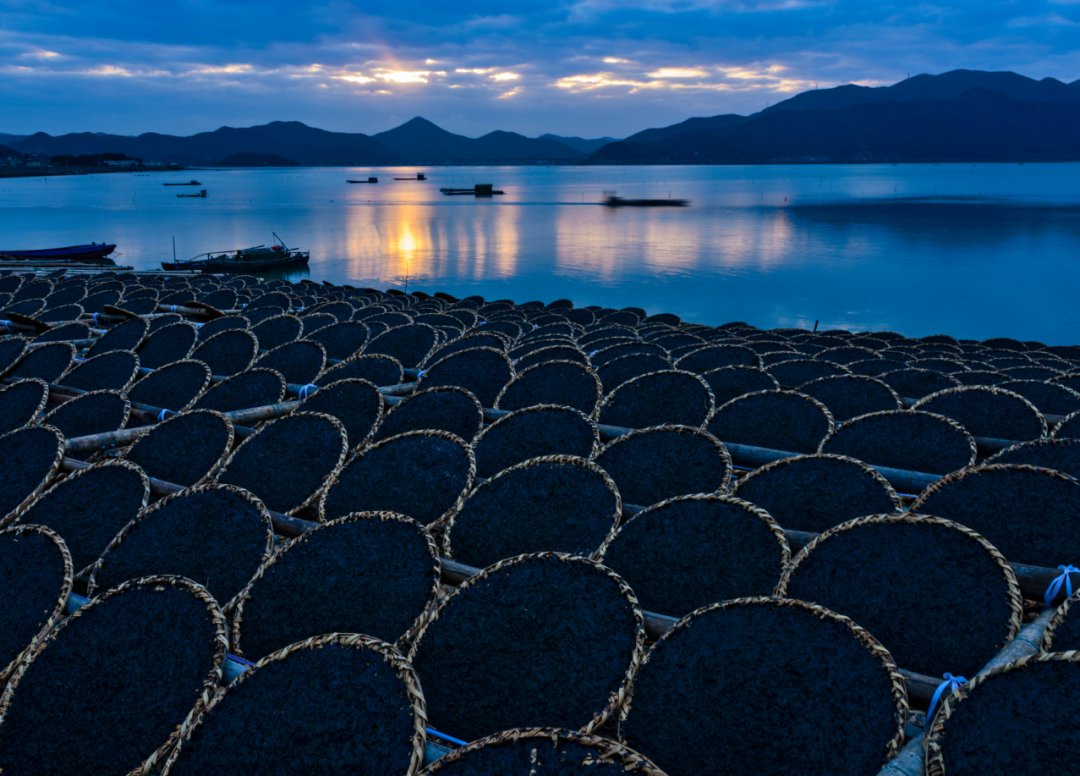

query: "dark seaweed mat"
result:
(822, 411), (974, 475)
(674, 345), (759, 373)
(412, 556), (640, 742)
(1047, 595), (1080, 651)
(199, 288), (238, 310)
(510, 336), (574, 361)
(879, 368), (960, 399)
(43, 286), (86, 308)
(374, 388), (483, 443)
(799, 375), (901, 422)
(322, 433), (470, 524)
(129, 361), (210, 411)
(85, 316), (148, 357)
(425, 734), (656, 776)
(306, 321), (370, 361)
(191, 330), (258, 376)
(39, 304), (82, 322)
(317, 355), (403, 388)
(766, 359), (848, 387)
(699, 366), (777, 408)
(32, 322), (90, 343)
(312, 301), (355, 322)
(238, 517), (434, 657)
(733, 456), (896, 532)
(297, 379), (381, 449)
(79, 290), (122, 313)
(0, 426), (62, 521)
(366, 324), (439, 369)
(218, 415), (344, 514)
(845, 357), (909, 377)
(998, 380), (1080, 416)
(1002, 365), (1063, 381)
(420, 348), (512, 408)
(784, 520), (1013, 677)
(0, 584), (220, 776)
(498, 362), (600, 417)
(952, 370), (1006, 387)
(7, 342), (73, 382)
(93, 488), (268, 606)
(250, 315), (302, 351)
(147, 313), (184, 334)
(16, 464), (146, 573)
(125, 412), (231, 487)
(256, 341), (325, 385)
(707, 391), (832, 455)
(595, 429), (728, 507)
(590, 342), (667, 368)
(245, 291), (291, 310)
(595, 354), (670, 393)
(166, 642), (415, 776)
(192, 369), (285, 413)
(620, 602), (899, 776)
(599, 371), (712, 429)
(0, 529), (66, 671)
(0, 380), (47, 435)
(0, 338), (27, 378)
(119, 298), (159, 316)
(135, 323), (197, 370)
(475, 408), (597, 479)
(243, 306), (286, 326)
(515, 345), (588, 371)
(929, 660), (1080, 775)
(44, 392), (128, 438)
(449, 461), (617, 567)
(987, 438), (1080, 479)
(429, 334), (508, 366)
(917, 387), (1045, 441)
(1057, 412), (1080, 439)
(58, 350), (138, 392)
(913, 467), (1080, 567)
(196, 315), (248, 342)
(603, 498), (783, 616)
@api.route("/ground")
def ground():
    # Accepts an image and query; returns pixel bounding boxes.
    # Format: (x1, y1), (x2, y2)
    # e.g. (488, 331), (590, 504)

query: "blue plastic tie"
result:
(1044, 565), (1080, 608)
(425, 727), (468, 747)
(477, 320), (486, 326)
(298, 384), (317, 400)
(926, 673), (967, 722)
(157, 409), (168, 422)
(532, 324), (539, 330)
(589, 349), (599, 357)
(91, 312), (101, 326)
(416, 370), (426, 378)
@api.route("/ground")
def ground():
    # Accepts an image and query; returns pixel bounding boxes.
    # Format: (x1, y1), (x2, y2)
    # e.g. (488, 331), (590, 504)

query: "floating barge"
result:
(163, 180), (202, 186)
(440, 184), (504, 196)
(347, 178), (378, 184)
(395, 174), (427, 181)
(176, 190), (207, 198)
(603, 195), (688, 207)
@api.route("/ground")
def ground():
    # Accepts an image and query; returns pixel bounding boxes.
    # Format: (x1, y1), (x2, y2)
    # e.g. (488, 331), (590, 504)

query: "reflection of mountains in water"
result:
(786, 199), (1080, 249)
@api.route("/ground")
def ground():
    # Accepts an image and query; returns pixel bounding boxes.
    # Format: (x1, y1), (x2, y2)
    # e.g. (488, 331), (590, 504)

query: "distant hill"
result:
(0, 134), (26, 146)
(624, 115), (748, 145)
(1072, 79), (1080, 89)
(539, 134), (618, 154)
(373, 118), (584, 161)
(0, 144), (23, 159)
(217, 152), (298, 166)
(591, 87), (1080, 164)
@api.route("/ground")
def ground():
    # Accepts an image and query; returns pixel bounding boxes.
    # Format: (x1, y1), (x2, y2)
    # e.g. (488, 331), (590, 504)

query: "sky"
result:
(1, 1), (1079, 139)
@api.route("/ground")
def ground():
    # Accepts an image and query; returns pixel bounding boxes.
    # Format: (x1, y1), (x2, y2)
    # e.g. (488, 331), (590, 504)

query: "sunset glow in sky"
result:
(1, 0), (1078, 138)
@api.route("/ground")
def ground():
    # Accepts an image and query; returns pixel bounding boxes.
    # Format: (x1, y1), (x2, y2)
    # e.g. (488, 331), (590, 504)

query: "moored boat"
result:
(0, 243), (117, 263)
(163, 180), (202, 186)
(161, 236), (309, 273)
(603, 195), (688, 207)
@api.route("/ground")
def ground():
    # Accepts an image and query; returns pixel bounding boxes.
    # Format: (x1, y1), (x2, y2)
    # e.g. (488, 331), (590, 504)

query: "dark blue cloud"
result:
(1, 0), (1077, 137)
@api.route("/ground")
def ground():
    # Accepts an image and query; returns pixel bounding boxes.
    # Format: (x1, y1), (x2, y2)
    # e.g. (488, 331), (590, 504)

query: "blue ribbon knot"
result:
(298, 384), (317, 400)
(927, 673), (967, 721)
(157, 409), (168, 422)
(1044, 565), (1080, 608)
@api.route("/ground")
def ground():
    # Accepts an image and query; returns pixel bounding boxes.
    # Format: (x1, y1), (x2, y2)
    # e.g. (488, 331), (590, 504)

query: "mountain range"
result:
(4, 70), (1080, 165)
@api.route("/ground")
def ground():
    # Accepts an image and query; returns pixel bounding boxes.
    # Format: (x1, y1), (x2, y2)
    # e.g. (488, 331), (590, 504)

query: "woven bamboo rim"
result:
(118, 409), (235, 488)
(324, 352), (405, 384)
(582, 336), (644, 357)
(250, 312), (303, 340)
(416, 346), (515, 392)
(442, 454), (622, 561)
(364, 322), (442, 368)
(673, 343), (761, 371)
(17, 340), (76, 379)
(986, 436), (1080, 469)
(700, 364), (779, 391)
(733, 452), (901, 512)
(0, 523), (73, 685)
(42, 388), (132, 437)
(912, 384), (1049, 438)
(195, 366), (288, 410)
(592, 423), (734, 495)
(0, 424), (67, 527)
(379, 385), (483, 443)
(420, 727), (669, 775)
(192, 328), (259, 373)
(214, 411), (349, 516)
(0, 377), (50, 429)
(712, 389), (836, 442)
(511, 335), (578, 359)
(130, 358), (214, 414)
(89, 482), (274, 614)
(911, 463), (1078, 516)
(0, 574), (228, 776)
(596, 368), (717, 429)
(62, 348), (143, 394)
(617, 596), (909, 763)
(255, 338), (328, 384)
(1052, 409), (1080, 439)
(590, 341), (669, 367)
(814, 345), (882, 365)
(878, 366), (961, 390)
(767, 357), (852, 385)
(775, 512), (1023, 641)
(801, 373), (903, 409)
(231, 511), (441, 654)
(513, 343), (589, 367)
(1042, 587), (1080, 651)
(494, 359), (604, 420)
(0, 336), (30, 379)
(474, 403), (601, 463)
(321, 428), (475, 528)
(140, 321), (198, 362)
(817, 408), (978, 471)
(408, 551), (647, 736)
(86, 318), (148, 358)
(294, 377), (385, 451)
(923, 649), (1080, 775)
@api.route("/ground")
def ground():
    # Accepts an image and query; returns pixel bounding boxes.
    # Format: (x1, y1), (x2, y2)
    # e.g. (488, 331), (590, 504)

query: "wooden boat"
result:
(0, 243), (117, 263)
(395, 174), (426, 181)
(603, 195), (688, 208)
(440, 184), (504, 196)
(161, 236), (309, 272)
(177, 190), (207, 198)
(163, 180), (202, 186)
(347, 178), (378, 184)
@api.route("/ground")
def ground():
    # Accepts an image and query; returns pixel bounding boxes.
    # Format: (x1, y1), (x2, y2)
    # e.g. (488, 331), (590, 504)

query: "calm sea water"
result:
(1, 164), (1078, 343)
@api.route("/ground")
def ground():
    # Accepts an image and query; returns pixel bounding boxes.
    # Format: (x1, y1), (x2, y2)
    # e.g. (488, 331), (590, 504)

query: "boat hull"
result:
(162, 252), (309, 273)
(0, 244), (117, 262)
